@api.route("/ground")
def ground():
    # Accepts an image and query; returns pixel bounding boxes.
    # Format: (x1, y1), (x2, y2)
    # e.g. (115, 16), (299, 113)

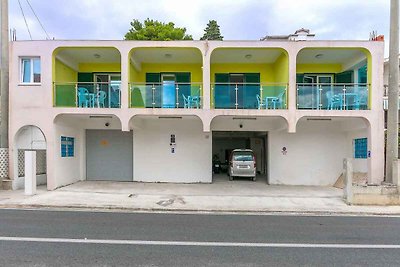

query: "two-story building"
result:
(7, 39), (384, 190)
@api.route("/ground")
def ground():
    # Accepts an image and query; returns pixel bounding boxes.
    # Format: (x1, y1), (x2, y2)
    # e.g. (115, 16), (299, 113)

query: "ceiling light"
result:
(93, 53), (101, 59)
(315, 54), (323, 59)
(165, 53), (172, 58)
(245, 54), (252, 59)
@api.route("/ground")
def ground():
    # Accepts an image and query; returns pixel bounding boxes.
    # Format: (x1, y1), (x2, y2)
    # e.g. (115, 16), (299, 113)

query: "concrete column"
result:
(367, 115), (385, 184)
(24, 151), (36, 195)
(392, 159), (400, 186)
(343, 158), (353, 204)
(202, 46), (211, 110)
(120, 49), (130, 109)
(287, 49), (297, 111)
(46, 134), (56, 190)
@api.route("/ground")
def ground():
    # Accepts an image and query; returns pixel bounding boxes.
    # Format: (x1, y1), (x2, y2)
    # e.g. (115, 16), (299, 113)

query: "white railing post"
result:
(260, 86), (263, 109)
(176, 84), (179, 108)
(75, 83), (78, 107)
(318, 84), (322, 110)
(296, 84), (299, 109)
(342, 85), (347, 110)
(152, 84), (155, 108)
(211, 86), (214, 108)
(199, 85), (203, 108)
(235, 84), (238, 109)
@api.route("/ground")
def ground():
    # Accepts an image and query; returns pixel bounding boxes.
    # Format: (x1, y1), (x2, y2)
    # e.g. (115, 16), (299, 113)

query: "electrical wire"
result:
(25, 0), (51, 40)
(17, 0), (32, 40)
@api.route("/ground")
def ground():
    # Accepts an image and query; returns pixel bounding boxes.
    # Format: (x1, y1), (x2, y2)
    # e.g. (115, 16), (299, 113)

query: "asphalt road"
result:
(0, 209), (400, 266)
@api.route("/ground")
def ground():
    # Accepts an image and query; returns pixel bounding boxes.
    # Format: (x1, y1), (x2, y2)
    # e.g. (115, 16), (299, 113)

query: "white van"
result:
(228, 149), (256, 181)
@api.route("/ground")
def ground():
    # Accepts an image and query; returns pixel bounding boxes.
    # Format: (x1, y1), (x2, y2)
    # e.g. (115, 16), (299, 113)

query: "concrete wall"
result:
(346, 129), (368, 173)
(133, 117), (212, 183)
(269, 121), (347, 186)
(53, 123), (84, 188)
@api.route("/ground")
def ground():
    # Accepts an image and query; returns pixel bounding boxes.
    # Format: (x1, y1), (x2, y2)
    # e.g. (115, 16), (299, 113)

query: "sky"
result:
(8, 0), (391, 56)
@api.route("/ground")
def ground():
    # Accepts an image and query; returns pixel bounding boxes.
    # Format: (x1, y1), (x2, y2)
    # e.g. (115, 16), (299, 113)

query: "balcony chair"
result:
(95, 91), (107, 108)
(326, 91), (341, 110)
(270, 91), (286, 109)
(77, 87), (90, 107)
(182, 94), (190, 108)
(189, 92), (201, 109)
(256, 94), (266, 109)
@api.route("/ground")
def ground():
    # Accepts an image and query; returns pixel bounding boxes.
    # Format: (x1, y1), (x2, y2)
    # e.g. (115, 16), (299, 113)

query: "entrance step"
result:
(2, 179), (12, 190)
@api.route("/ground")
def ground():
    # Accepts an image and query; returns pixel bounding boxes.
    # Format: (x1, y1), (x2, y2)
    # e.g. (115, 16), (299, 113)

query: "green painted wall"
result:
(211, 64), (276, 84)
(54, 59), (77, 107)
(79, 63), (121, 73)
(273, 53), (289, 83)
(130, 63), (202, 83)
(296, 64), (342, 74)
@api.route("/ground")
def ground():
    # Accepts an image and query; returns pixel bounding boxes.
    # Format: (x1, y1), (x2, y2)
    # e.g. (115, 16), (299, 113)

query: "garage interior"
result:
(212, 131), (268, 183)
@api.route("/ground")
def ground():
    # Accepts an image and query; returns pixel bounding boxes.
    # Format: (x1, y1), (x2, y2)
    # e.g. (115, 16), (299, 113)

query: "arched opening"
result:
(52, 46), (122, 108)
(210, 115), (289, 184)
(278, 116), (369, 186)
(129, 115), (210, 183)
(13, 125), (47, 189)
(296, 47), (371, 110)
(129, 47), (203, 109)
(210, 47), (288, 109)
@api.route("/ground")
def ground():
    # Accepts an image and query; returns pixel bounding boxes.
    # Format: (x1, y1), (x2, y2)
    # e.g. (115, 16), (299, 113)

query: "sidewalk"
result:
(1, 180), (400, 215)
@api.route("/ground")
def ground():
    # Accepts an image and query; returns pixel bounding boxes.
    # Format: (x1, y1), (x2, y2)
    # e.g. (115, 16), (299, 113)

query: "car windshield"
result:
(233, 152), (253, 161)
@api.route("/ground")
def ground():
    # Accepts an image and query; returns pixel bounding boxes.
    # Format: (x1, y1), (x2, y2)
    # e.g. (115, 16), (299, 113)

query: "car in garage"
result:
(228, 149), (256, 181)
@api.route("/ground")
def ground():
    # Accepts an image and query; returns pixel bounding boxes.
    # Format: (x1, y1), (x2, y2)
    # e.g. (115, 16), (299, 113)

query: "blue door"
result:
(162, 74), (176, 108)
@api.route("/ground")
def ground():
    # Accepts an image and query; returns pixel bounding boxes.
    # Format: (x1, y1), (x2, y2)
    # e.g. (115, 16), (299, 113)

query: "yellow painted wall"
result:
(296, 64), (342, 74)
(210, 64), (277, 84)
(273, 53), (289, 83)
(130, 63), (203, 83)
(55, 59), (77, 82)
(78, 63), (121, 73)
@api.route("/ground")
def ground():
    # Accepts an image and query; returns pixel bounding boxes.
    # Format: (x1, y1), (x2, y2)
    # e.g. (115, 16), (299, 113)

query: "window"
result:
(354, 138), (367, 159)
(21, 57), (41, 83)
(61, 136), (74, 157)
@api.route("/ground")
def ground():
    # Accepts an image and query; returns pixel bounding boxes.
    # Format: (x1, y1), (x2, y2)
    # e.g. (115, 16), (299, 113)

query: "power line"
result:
(17, 0), (32, 40)
(25, 0), (51, 40)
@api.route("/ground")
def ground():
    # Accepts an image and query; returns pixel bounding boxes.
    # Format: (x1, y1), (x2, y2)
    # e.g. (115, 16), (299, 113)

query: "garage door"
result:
(86, 130), (133, 181)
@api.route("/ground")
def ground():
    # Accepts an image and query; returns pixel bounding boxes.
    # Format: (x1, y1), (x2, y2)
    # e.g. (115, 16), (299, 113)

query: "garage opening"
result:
(212, 131), (268, 183)
(86, 130), (133, 181)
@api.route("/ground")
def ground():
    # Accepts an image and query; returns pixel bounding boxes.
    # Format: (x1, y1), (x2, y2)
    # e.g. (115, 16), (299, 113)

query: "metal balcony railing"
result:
(129, 82), (202, 109)
(297, 83), (369, 110)
(211, 83), (288, 110)
(53, 82), (121, 108)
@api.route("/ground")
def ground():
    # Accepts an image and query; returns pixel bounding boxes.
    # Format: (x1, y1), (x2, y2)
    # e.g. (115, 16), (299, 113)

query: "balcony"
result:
(54, 82), (121, 108)
(129, 82), (202, 108)
(297, 83), (369, 110)
(211, 83), (287, 109)
(53, 47), (121, 108)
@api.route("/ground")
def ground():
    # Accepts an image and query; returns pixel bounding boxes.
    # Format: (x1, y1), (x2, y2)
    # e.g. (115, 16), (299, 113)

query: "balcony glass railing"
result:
(211, 83), (287, 109)
(297, 83), (369, 110)
(53, 82), (121, 108)
(129, 83), (202, 108)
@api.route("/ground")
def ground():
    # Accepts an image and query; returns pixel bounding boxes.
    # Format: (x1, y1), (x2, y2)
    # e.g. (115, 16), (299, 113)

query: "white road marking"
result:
(0, 236), (399, 249)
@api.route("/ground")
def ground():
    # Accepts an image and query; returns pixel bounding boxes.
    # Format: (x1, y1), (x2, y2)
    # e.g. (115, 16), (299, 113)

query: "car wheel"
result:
(229, 175), (233, 181)
(252, 176), (257, 181)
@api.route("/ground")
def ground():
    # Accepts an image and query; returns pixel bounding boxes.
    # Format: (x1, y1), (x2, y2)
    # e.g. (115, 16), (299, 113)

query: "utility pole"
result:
(386, 0), (399, 183)
(0, 0), (9, 149)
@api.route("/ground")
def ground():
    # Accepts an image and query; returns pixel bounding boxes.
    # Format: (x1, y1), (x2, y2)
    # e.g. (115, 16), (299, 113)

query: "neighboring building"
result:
(261, 28), (316, 41)
(7, 39), (384, 190)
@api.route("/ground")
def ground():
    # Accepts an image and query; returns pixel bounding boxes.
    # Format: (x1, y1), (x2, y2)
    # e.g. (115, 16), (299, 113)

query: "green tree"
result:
(124, 18), (193, 40)
(200, 20), (223, 40)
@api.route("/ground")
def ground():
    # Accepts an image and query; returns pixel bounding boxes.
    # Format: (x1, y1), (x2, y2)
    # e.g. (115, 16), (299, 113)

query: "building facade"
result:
(8, 39), (384, 190)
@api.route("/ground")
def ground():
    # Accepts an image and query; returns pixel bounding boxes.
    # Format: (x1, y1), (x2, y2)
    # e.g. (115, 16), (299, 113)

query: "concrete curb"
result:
(1, 203), (400, 216)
